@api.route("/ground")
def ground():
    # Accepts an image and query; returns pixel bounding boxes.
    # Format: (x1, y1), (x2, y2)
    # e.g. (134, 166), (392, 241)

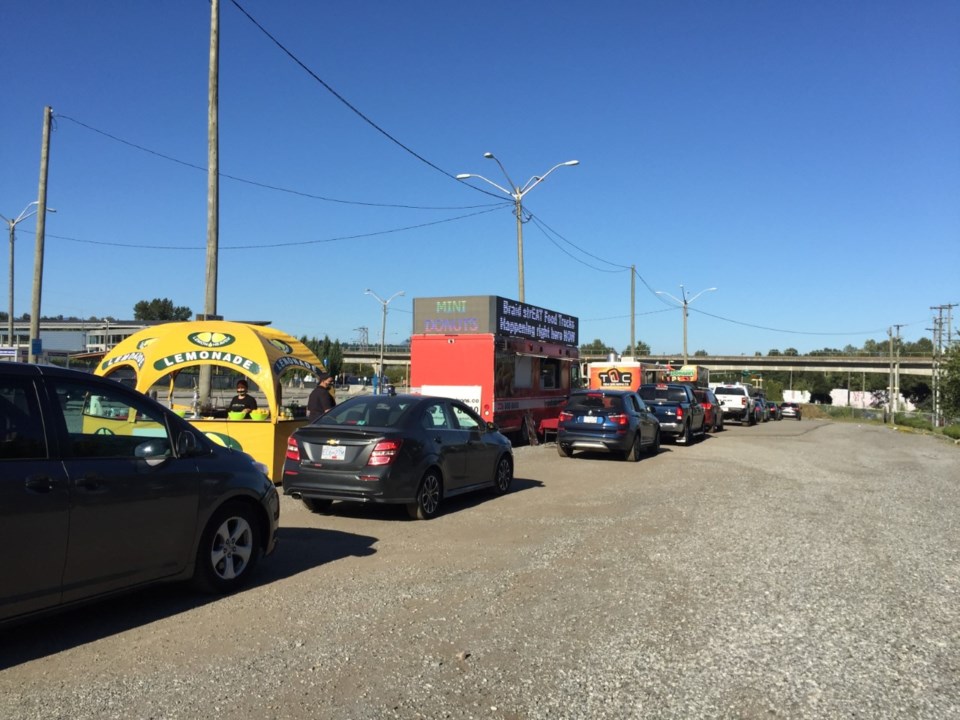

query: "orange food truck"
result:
(410, 295), (579, 443)
(94, 320), (327, 484)
(586, 358), (670, 391)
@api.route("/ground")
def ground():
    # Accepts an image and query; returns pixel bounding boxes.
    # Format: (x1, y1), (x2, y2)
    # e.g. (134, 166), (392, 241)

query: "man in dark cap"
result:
(307, 371), (337, 421)
(228, 378), (258, 417)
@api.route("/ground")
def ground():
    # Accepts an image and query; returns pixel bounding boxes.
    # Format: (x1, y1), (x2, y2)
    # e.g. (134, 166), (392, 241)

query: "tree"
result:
(941, 344), (960, 420)
(783, 348), (799, 356)
(580, 338), (615, 357)
(134, 298), (192, 321)
(768, 349), (781, 356)
(693, 349), (708, 357)
(621, 340), (651, 356)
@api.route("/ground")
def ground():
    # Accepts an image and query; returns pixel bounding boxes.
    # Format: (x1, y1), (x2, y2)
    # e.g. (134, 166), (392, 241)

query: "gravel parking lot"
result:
(2, 419), (958, 719)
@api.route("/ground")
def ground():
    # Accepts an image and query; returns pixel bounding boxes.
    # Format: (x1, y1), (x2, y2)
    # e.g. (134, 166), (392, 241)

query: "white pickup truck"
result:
(712, 383), (756, 425)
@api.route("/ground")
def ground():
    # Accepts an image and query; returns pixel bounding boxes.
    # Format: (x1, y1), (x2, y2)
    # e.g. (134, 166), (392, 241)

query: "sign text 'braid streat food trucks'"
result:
(410, 296), (580, 441)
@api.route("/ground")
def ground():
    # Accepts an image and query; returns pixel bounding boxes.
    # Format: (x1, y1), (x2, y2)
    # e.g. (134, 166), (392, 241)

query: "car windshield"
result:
(316, 396), (417, 427)
(566, 393), (624, 413)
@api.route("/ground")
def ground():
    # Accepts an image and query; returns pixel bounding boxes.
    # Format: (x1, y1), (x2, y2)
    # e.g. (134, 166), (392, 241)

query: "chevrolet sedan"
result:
(282, 394), (513, 520)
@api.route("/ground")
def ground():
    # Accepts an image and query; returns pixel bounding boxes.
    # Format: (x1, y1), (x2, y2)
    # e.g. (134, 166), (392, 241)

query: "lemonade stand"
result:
(94, 320), (327, 484)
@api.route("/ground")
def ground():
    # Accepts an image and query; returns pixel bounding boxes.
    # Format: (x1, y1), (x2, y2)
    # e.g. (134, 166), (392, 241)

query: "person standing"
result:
(307, 372), (336, 421)
(228, 379), (258, 417)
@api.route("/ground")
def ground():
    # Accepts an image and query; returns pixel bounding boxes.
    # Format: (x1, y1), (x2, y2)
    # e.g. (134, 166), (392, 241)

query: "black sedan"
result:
(556, 389), (660, 461)
(282, 394), (513, 520)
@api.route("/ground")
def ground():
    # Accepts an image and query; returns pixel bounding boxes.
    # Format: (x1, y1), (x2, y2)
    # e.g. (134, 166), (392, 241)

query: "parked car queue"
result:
(2, 364), (800, 627)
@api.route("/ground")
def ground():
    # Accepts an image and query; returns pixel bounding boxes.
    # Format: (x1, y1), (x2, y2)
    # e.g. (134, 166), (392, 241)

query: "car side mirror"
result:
(135, 438), (172, 467)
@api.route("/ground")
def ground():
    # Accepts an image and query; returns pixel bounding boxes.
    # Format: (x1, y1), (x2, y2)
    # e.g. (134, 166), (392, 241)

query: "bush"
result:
(943, 424), (960, 440)
(894, 413), (934, 432)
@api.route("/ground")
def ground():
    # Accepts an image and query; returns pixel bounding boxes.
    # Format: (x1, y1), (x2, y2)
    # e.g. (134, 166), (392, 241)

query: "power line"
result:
(35, 206), (504, 250)
(689, 306), (925, 337)
(55, 114), (503, 212)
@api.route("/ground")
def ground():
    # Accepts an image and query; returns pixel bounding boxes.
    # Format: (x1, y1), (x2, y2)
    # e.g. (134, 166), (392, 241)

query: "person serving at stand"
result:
(228, 379), (258, 417)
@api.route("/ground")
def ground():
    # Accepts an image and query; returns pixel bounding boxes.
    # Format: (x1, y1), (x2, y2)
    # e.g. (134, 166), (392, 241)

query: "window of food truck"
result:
(514, 356), (533, 390)
(540, 358), (561, 390)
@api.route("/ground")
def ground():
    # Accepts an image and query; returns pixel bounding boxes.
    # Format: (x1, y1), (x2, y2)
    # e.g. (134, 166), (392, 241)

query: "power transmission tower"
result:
(354, 326), (369, 349)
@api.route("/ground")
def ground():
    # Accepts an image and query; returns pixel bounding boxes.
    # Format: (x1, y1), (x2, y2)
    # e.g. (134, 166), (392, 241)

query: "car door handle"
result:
(25, 475), (55, 493)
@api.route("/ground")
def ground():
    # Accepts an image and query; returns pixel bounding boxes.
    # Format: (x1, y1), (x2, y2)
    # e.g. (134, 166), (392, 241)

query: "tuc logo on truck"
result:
(188, 331), (236, 348)
(598, 368), (633, 387)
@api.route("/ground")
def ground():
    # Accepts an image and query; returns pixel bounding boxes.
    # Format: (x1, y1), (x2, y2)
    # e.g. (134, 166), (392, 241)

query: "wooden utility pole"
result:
(199, 0), (220, 403)
(629, 264), (635, 355)
(28, 106), (53, 364)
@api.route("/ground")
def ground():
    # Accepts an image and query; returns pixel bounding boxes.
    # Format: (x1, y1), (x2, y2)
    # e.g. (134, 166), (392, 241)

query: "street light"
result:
(365, 288), (404, 393)
(456, 153), (579, 303)
(655, 284), (717, 365)
(0, 202), (55, 351)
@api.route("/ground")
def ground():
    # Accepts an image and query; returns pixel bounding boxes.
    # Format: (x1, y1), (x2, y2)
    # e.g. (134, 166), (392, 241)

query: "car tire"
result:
(193, 500), (262, 594)
(678, 422), (691, 445)
(407, 468), (442, 520)
(648, 430), (661, 456)
(557, 442), (573, 458)
(624, 433), (641, 462)
(302, 498), (333, 514)
(491, 454), (513, 495)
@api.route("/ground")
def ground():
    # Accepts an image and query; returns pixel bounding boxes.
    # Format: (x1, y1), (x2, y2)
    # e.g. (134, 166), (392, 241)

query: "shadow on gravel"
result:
(262, 527), (378, 580)
(301, 477), (545, 522)
(0, 527), (377, 669)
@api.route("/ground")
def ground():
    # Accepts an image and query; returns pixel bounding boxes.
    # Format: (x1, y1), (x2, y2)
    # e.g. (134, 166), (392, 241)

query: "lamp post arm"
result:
(485, 153), (518, 197)
(455, 173), (514, 199)
(518, 160), (580, 196)
(654, 290), (684, 307)
(687, 287), (717, 305)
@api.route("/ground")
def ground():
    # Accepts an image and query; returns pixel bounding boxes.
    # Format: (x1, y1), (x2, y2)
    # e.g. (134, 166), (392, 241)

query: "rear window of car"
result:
(638, 386), (688, 403)
(566, 393), (624, 413)
(714, 387), (746, 396)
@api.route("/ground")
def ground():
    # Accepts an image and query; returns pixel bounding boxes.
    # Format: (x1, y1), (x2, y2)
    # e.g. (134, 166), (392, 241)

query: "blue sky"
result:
(2, 1), (958, 355)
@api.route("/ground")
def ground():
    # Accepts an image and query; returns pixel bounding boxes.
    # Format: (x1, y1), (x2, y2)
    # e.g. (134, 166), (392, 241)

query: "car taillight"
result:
(559, 410), (573, 422)
(676, 407), (684, 420)
(607, 414), (629, 426)
(740, 398), (747, 407)
(286, 438), (301, 462)
(368, 439), (402, 466)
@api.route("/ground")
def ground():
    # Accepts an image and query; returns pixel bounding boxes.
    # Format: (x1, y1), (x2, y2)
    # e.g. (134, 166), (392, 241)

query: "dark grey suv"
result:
(0, 363), (279, 625)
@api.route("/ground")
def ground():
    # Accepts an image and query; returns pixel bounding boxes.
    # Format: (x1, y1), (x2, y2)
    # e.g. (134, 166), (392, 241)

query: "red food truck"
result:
(410, 295), (580, 443)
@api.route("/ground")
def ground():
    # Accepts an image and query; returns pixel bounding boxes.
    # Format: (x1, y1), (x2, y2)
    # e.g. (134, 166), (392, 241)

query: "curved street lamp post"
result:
(0, 202), (55, 350)
(655, 285), (717, 365)
(457, 153), (578, 303)
(365, 288), (404, 393)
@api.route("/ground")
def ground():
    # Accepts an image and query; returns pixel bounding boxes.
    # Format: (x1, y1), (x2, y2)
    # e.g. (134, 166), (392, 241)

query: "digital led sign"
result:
(413, 296), (578, 346)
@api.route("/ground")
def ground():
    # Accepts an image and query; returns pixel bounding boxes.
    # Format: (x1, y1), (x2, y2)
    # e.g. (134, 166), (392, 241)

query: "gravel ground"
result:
(1, 419), (958, 719)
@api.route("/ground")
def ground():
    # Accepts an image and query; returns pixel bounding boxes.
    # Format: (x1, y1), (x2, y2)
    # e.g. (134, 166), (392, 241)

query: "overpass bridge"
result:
(339, 346), (933, 377)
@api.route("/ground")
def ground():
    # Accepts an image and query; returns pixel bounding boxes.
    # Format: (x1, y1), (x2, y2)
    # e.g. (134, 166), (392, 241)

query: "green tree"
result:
(941, 344), (960, 419)
(783, 348), (799, 356)
(133, 298), (192, 321)
(693, 349), (708, 357)
(580, 338), (615, 357)
(621, 340), (651, 356)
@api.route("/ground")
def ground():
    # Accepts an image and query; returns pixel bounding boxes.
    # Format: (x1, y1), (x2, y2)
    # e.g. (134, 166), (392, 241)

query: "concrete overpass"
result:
(340, 346), (933, 377)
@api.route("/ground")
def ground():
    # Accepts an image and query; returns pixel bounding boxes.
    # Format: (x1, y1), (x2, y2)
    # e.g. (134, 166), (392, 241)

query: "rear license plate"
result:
(581, 416), (602, 424)
(320, 445), (346, 460)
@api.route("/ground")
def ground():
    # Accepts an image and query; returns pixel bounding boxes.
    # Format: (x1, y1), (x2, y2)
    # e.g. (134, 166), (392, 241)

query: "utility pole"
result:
(199, 0), (220, 404)
(629, 264), (635, 356)
(893, 324), (903, 420)
(28, 106), (53, 364)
